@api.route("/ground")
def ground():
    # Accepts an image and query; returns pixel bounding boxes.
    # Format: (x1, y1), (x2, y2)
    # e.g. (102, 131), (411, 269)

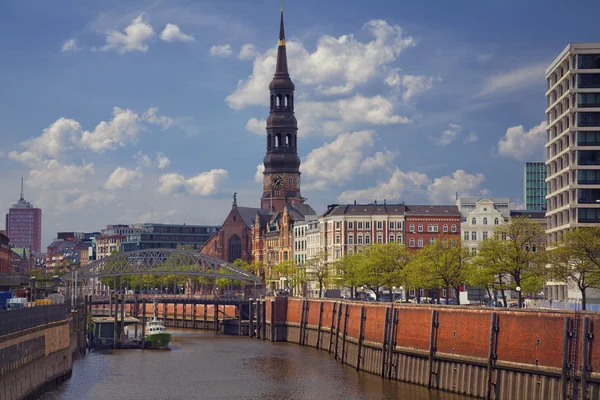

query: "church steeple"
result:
(261, 7), (303, 212)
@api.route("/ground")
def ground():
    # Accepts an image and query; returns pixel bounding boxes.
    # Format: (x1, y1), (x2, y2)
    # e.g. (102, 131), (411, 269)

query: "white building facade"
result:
(459, 198), (507, 255)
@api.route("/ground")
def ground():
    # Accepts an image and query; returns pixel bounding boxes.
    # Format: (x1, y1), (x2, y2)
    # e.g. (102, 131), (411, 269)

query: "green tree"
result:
(273, 260), (306, 296)
(548, 228), (600, 310)
(335, 253), (363, 299)
(305, 251), (332, 298)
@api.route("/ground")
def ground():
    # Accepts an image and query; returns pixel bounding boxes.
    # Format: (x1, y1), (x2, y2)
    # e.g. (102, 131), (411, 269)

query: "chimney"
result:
(354, 200), (356, 205)
(384, 199), (386, 205)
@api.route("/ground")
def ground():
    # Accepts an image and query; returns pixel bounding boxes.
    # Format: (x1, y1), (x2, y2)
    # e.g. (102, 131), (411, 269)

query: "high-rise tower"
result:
(6, 178), (42, 253)
(260, 9), (303, 212)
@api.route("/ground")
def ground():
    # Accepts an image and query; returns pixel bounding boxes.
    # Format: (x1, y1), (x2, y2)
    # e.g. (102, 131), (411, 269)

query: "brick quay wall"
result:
(261, 297), (600, 400)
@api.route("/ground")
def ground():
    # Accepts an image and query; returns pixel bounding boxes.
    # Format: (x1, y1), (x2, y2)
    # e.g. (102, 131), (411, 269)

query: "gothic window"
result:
(277, 95), (282, 107)
(275, 133), (282, 148)
(285, 94), (290, 107)
(288, 176), (293, 186)
(286, 134), (291, 147)
(227, 235), (242, 263)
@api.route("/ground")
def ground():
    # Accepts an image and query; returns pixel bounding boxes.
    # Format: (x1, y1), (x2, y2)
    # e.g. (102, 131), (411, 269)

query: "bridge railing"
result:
(0, 304), (69, 338)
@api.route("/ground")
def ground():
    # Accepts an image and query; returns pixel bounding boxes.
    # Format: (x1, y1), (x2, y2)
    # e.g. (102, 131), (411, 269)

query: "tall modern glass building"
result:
(546, 43), (600, 246)
(524, 162), (547, 211)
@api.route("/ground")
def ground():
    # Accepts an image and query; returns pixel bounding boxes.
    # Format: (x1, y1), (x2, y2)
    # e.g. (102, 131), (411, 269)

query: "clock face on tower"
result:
(271, 175), (284, 189)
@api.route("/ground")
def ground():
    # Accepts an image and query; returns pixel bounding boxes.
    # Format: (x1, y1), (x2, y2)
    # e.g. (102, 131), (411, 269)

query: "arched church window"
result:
(267, 134), (272, 149)
(275, 133), (281, 148)
(270, 95), (274, 108)
(286, 134), (291, 147)
(228, 235), (242, 263)
(288, 176), (293, 186)
(277, 95), (282, 107)
(285, 94), (290, 107)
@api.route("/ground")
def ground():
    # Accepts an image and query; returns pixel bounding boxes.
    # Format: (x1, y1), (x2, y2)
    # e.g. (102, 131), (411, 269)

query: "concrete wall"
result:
(262, 297), (600, 400)
(0, 316), (74, 400)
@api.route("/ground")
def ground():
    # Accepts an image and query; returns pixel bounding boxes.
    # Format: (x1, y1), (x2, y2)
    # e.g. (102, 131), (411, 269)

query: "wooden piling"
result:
(334, 302), (343, 360)
(428, 309), (439, 389)
(249, 300), (254, 337)
(381, 307), (390, 378)
(356, 305), (365, 371)
(328, 302), (337, 354)
(270, 300), (276, 342)
(120, 295), (125, 344)
(262, 300), (267, 340)
(141, 298), (146, 349)
(341, 303), (349, 365)
(113, 294), (118, 349)
(580, 317), (591, 400)
(316, 301), (324, 350)
(486, 312), (498, 399)
(238, 305), (243, 336)
(203, 304), (208, 330)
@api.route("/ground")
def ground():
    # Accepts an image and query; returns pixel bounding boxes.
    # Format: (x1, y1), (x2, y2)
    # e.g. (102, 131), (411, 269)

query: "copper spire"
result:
(275, 8), (289, 76)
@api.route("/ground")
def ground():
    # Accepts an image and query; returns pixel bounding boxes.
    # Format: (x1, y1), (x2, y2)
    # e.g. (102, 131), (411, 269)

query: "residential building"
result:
(457, 197), (510, 221)
(45, 238), (86, 272)
(293, 218), (321, 297)
(320, 202), (406, 260)
(0, 233), (10, 274)
(10, 248), (36, 272)
(460, 199), (506, 255)
(95, 235), (126, 260)
(405, 205), (461, 251)
(546, 43), (600, 245)
(121, 223), (219, 252)
(524, 162), (547, 211)
(5, 179), (42, 252)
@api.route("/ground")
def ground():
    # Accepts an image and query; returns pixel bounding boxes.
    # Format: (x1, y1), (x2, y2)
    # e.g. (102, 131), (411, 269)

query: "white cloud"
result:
(359, 151), (396, 174)
(402, 75), (434, 101)
(384, 68), (401, 86)
(134, 151), (153, 167)
(301, 131), (390, 189)
(464, 132), (479, 143)
(246, 118), (266, 135)
(427, 170), (486, 203)
(210, 44), (232, 57)
(100, 15), (155, 54)
(10, 118), (82, 163)
(61, 39), (79, 52)
(238, 44), (258, 60)
(226, 19), (414, 109)
(476, 53), (492, 63)
(104, 167), (143, 190)
(80, 107), (141, 152)
(159, 23), (194, 42)
(316, 84), (355, 96)
(156, 152), (170, 169)
(27, 160), (95, 189)
(478, 62), (547, 96)
(142, 107), (173, 129)
(338, 168), (486, 204)
(255, 164), (265, 183)
(438, 124), (461, 146)
(497, 121), (547, 161)
(157, 169), (228, 196)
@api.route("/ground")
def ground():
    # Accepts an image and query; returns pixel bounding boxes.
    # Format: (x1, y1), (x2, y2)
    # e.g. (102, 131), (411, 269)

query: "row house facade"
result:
(404, 205), (462, 250)
(95, 234), (126, 260)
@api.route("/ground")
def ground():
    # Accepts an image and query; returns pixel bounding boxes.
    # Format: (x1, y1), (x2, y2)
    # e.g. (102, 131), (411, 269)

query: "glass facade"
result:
(578, 55), (600, 69)
(578, 131), (600, 146)
(120, 223), (220, 252)
(524, 162), (547, 211)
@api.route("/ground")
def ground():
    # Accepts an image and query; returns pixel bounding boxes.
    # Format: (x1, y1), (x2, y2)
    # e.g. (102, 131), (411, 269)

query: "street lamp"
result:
(399, 286), (404, 302)
(516, 286), (522, 308)
(392, 286), (396, 303)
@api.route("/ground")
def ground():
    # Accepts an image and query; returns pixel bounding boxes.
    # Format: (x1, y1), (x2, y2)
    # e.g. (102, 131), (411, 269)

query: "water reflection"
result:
(40, 329), (472, 400)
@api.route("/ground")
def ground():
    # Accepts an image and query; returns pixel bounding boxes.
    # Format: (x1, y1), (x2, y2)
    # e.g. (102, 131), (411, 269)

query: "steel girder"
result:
(60, 248), (261, 283)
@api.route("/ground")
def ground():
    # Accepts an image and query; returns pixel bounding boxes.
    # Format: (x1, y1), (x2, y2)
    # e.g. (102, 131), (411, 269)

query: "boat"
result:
(144, 301), (171, 349)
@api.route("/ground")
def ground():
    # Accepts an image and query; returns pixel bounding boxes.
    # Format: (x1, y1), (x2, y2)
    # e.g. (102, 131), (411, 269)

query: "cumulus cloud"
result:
(438, 123), (461, 146)
(61, 39), (79, 52)
(464, 132), (479, 144)
(359, 151), (396, 174)
(338, 168), (486, 204)
(479, 62), (547, 96)
(80, 107), (141, 152)
(402, 75), (434, 101)
(246, 118), (266, 135)
(100, 15), (155, 54)
(134, 151), (170, 169)
(210, 44), (232, 57)
(226, 19), (414, 109)
(27, 160), (95, 189)
(156, 152), (170, 169)
(255, 164), (265, 183)
(384, 68), (402, 86)
(159, 23), (194, 42)
(104, 167), (143, 190)
(498, 121), (547, 161)
(142, 107), (173, 129)
(157, 169), (228, 196)
(238, 44), (258, 60)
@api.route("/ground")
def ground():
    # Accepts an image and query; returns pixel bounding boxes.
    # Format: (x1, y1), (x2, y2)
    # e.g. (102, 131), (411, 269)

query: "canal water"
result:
(40, 329), (472, 400)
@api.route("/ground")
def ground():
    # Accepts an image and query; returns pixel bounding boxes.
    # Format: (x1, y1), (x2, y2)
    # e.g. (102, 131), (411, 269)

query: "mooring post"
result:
(141, 298), (146, 349)
(238, 304), (243, 336)
(356, 305), (366, 371)
(270, 300), (276, 342)
(182, 303), (186, 329)
(316, 301), (324, 350)
(580, 317), (591, 400)
(334, 301), (343, 360)
(120, 295), (125, 344)
(328, 302), (337, 354)
(163, 301), (167, 324)
(427, 309), (439, 389)
(113, 294), (118, 349)
(381, 307), (390, 379)
(109, 293), (113, 317)
(560, 317), (570, 398)
(299, 300), (306, 345)
(256, 300), (262, 340)
(262, 300), (267, 340)
(214, 302), (219, 334)
(249, 300), (254, 337)
(486, 312), (499, 400)
(341, 303), (349, 365)
(173, 302), (178, 328)
(203, 304), (208, 330)
(387, 308), (399, 380)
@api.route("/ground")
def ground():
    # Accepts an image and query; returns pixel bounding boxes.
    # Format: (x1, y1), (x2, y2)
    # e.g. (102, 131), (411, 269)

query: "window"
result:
(578, 54), (600, 69)
(483, 218), (488, 225)
(472, 218), (476, 225)
(418, 224), (423, 232)
(397, 234), (402, 243)
(578, 208), (600, 223)
(427, 224), (433, 232)
(578, 150), (600, 165)
(532, 244), (537, 253)
(335, 221), (341, 230)
(471, 232), (477, 240)
(227, 235), (242, 263)
(578, 74), (600, 89)
(464, 231), (469, 241)
(433, 225), (438, 232)
(578, 93), (600, 108)
(578, 112), (600, 127)
(377, 235), (383, 243)
(418, 238), (423, 248)
(348, 221), (354, 229)
(409, 289), (415, 296)
(409, 224), (415, 232)
(483, 231), (488, 240)
(451, 240), (456, 247)
(451, 224), (457, 233)
(429, 238), (435, 245)
(335, 235), (340, 244)
(578, 170), (600, 184)
(358, 221), (363, 229)
(365, 221), (371, 229)
(471, 247), (477, 255)
(377, 221), (383, 230)
(443, 224), (448, 233)
(409, 238), (415, 247)
(578, 131), (600, 146)
(389, 221), (394, 229)
(365, 234), (371, 244)
(389, 235), (395, 242)
(578, 188), (600, 204)
(275, 190), (280, 196)
(357, 235), (363, 244)
(288, 176), (293, 186)
(397, 222), (402, 230)
(494, 218), (499, 225)
(348, 234), (354, 245)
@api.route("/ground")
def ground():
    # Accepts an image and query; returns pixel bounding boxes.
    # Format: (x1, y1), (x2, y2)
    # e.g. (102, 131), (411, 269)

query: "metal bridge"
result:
(60, 249), (261, 298)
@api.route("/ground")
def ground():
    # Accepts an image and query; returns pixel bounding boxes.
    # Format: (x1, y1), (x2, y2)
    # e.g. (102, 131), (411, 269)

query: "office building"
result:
(121, 223), (219, 252)
(524, 162), (547, 211)
(5, 179), (42, 252)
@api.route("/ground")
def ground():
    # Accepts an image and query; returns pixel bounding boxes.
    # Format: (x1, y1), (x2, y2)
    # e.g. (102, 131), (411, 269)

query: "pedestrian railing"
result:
(0, 303), (69, 338)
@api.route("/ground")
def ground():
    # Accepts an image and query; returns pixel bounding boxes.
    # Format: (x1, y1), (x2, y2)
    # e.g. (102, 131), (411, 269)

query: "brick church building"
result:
(201, 9), (314, 264)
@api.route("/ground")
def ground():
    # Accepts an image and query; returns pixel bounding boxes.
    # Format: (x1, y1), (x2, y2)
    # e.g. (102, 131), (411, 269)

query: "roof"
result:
(510, 210), (546, 219)
(237, 207), (270, 229)
(405, 205), (461, 217)
(47, 239), (86, 250)
(321, 203), (406, 218)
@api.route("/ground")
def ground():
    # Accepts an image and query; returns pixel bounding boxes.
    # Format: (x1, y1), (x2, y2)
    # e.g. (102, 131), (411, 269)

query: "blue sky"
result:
(1, 0), (599, 247)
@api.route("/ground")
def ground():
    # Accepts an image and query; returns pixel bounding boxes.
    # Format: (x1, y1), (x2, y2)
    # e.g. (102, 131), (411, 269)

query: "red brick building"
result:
(201, 198), (269, 263)
(404, 205), (461, 250)
(0, 232), (10, 274)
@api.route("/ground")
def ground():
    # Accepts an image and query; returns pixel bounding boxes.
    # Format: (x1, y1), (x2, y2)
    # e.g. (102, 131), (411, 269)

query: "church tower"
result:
(261, 8), (303, 212)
